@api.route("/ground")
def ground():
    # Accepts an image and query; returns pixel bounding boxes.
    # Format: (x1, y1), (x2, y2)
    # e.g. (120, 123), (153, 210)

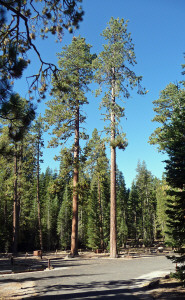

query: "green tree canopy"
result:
(149, 82), (185, 281)
(0, 0), (84, 97)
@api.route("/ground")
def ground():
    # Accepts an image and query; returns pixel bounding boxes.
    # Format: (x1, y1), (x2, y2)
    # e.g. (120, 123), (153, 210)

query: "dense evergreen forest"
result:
(0, 127), (169, 254)
(0, 0), (185, 281)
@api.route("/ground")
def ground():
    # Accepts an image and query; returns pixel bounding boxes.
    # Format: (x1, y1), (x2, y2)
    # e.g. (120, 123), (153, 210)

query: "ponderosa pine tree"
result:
(45, 36), (94, 256)
(93, 17), (146, 258)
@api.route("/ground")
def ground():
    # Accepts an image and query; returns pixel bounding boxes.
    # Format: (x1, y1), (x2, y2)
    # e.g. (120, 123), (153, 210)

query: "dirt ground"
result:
(143, 276), (185, 299)
(0, 281), (36, 299)
(0, 251), (184, 299)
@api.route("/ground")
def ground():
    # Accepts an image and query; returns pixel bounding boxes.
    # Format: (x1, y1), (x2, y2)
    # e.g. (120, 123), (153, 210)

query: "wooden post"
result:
(48, 259), (51, 269)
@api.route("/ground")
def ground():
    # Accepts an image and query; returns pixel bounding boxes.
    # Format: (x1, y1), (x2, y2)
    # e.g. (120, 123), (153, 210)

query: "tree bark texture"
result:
(110, 67), (118, 258)
(71, 104), (79, 257)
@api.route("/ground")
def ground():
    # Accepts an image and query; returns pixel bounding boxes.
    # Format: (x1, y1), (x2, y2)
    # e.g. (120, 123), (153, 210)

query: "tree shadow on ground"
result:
(27, 278), (148, 299)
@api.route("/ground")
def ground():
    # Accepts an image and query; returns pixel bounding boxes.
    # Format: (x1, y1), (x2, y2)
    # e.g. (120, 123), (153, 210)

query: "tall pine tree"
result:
(45, 36), (94, 256)
(93, 17), (146, 257)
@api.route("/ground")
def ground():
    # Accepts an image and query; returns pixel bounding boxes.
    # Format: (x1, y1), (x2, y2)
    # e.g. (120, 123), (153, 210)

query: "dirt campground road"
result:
(0, 251), (184, 299)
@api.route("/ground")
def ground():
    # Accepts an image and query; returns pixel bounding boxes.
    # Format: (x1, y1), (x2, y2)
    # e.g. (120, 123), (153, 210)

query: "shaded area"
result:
(139, 277), (185, 300)
(0, 254), (93, 275)
(31, 288), (139, 299)
(1, 271), (184, 299)
(1, 278), (146, 299)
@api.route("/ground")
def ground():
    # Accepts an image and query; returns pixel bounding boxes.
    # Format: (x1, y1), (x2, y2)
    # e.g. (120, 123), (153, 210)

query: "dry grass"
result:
(145, 277), (185, 299)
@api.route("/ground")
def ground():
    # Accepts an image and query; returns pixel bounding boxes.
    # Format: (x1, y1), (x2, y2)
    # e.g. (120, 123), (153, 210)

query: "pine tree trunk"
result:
(110, 67), (117, 258)
(13, 144), (19, 255)
(110, 143), (117, 257)
(37, 136), (43, 252)
(71, 104), (79, 257)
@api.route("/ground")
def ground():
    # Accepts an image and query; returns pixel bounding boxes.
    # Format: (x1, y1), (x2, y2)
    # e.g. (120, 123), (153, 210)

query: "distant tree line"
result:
(0, 119), (170, 254)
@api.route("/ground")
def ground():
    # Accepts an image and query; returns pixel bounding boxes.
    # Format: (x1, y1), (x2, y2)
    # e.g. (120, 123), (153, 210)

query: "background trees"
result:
(134, 161), (157, 245)
(0, 95), (35, 254)
(149, 82), (185, 281)
(85, 129), (110, 251)
(0, 103), (163, 254)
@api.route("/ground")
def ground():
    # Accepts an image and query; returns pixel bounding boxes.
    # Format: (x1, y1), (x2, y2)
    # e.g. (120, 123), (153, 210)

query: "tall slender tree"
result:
(93, 17), (146, 257)
(45, 36), (94, 256)
(32, 116), (44, 252)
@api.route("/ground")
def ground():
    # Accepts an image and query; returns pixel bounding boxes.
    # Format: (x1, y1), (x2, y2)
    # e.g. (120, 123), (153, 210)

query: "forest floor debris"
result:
(138, 276), (185, 299)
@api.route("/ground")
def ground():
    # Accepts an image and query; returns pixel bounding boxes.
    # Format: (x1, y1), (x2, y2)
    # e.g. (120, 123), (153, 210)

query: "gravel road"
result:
(0, 255), (175, 299)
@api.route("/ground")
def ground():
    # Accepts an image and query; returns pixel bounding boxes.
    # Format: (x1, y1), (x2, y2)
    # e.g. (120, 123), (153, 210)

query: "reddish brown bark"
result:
(110, 67), (118, 258)
(71, 104), (79, 257)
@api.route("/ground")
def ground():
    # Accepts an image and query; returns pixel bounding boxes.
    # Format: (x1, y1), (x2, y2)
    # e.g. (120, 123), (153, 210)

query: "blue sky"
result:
(14, 0), (185, 188)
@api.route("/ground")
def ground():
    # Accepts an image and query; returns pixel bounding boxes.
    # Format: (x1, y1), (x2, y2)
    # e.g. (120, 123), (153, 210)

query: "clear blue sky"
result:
(14, 0), (185, 188)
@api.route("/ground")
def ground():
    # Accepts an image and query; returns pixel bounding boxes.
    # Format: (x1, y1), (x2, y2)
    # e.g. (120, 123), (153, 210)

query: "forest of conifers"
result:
(0, 132), (168, 254)
(0, 2), (184, 276)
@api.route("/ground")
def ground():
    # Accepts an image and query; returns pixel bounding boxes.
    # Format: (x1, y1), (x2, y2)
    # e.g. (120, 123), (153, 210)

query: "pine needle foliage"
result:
(150, 82), (185, 282)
